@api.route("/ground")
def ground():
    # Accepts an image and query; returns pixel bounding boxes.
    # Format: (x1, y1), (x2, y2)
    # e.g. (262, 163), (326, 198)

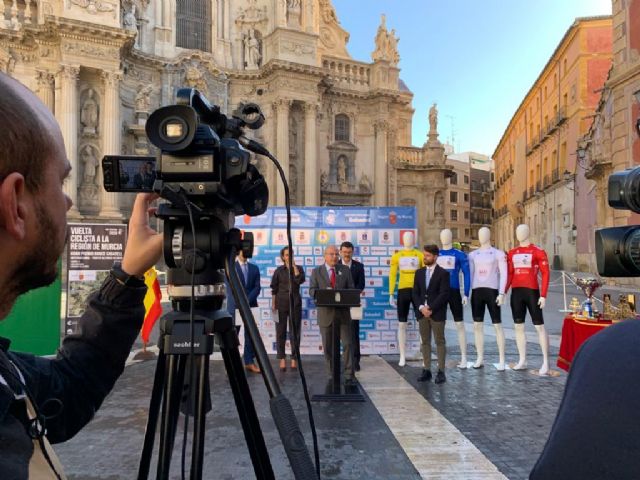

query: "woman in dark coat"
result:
(270, 247), (305, 371)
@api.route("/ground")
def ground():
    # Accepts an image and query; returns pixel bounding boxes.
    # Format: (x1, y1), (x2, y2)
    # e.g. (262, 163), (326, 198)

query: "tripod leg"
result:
(137, 351), (167, 480)
(219, 329), (275, 480)
(157, 354), (186, 479)
(190, 354), (209, 480)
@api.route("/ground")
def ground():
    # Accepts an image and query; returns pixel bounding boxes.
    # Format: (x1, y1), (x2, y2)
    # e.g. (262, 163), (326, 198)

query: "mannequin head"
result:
(440, 229), (453, 248)
(402, 231), (415, 249)
(478, 227), (492, 247)
(516, 224), (531, 244)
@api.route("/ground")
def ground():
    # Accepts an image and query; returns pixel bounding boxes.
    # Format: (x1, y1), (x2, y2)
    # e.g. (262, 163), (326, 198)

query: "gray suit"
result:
(309, 263), (355, 379)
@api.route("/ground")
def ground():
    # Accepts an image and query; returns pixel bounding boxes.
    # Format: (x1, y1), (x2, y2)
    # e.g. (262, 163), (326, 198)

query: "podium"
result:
(312, 289), (365, 402)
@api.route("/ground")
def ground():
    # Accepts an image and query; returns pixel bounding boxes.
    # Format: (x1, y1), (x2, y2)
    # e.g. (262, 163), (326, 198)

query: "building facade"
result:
(583, 0), (640, 277)
(492, 16), (612, 269)
(0, 0), (449, 243)
(444, 156), (471, 246)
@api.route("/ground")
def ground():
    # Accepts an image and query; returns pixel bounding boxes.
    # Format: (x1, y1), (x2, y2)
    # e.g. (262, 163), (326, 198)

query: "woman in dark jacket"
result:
(270, 247), (305, 371)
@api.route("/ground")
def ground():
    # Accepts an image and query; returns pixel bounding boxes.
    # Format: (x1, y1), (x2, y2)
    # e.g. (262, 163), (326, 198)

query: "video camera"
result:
(595, 120), (640, 277)
(102, 88), (268, 216)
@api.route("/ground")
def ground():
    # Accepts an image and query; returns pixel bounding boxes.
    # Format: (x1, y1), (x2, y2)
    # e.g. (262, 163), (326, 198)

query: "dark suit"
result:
(270, 265), (305, 358)
(227, 260), (261, 365)
(309, 263), (355, 378)
(339, 259), (365, 366)
(412, 264), (450, 371)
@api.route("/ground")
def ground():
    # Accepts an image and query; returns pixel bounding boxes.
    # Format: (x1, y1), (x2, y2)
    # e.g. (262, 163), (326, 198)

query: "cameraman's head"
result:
(0, 72), (72, 319)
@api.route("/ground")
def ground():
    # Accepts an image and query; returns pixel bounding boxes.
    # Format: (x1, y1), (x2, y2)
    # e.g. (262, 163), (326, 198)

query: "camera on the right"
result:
(596, 161), (640, 277)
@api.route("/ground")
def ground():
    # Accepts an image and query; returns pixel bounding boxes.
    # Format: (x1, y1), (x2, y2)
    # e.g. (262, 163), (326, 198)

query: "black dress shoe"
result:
(417, 369), (432, 382)
(434, 370), (446, 384)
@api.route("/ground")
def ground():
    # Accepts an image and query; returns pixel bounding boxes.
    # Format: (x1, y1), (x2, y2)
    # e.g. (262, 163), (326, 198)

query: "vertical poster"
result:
(236, 207), (419, 355)
(65, 224), (127, 334)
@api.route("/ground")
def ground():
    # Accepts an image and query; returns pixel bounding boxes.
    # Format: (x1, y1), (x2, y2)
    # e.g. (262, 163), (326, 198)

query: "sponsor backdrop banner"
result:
(235, 207), (420, 355)
(65, 224), (127, 335)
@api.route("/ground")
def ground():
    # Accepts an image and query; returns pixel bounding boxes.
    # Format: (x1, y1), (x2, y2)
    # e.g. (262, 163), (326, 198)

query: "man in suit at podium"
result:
(227, 249), (262, 373)
(412, 244), (450, 384)
(310, 245), (355, 383)
(339, 241), (366, 371)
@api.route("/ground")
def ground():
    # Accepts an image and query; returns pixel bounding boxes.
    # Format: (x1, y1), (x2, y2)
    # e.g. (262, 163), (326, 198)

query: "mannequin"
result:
(389, 231), (424, 366)
(437, 229), (471, 368)
(467, 227), (507, 370)
(506, 224), (551, 375)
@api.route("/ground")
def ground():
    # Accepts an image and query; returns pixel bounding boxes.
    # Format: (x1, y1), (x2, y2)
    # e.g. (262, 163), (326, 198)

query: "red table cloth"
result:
(557, 315), (612, 372)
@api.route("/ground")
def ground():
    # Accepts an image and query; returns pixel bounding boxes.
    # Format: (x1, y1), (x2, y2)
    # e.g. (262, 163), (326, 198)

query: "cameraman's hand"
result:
(122, 194), (163, 277)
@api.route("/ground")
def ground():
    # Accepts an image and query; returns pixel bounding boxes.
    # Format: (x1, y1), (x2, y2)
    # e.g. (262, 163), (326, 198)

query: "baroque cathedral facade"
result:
(0, 0), (450, 244)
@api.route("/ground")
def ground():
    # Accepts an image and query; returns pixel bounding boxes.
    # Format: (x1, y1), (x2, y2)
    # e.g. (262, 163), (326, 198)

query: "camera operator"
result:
(0, 72), (162, 478)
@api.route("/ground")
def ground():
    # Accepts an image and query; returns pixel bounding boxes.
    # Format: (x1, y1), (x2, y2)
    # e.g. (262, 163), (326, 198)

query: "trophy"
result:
(573, 276), (602, 318)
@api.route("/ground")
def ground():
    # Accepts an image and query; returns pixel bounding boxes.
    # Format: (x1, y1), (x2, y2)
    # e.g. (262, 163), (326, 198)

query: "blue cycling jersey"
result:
(436, 248), (471, 297)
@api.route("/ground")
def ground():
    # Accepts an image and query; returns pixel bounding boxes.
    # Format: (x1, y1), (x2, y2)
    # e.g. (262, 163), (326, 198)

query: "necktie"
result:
(241, 263), (248, 284)
(330, 267), (336, 288)
(426, 267), (431, 289)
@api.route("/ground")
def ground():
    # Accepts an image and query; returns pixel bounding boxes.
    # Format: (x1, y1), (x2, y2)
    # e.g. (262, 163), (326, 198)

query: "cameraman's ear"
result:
(0, 173), (28, 241)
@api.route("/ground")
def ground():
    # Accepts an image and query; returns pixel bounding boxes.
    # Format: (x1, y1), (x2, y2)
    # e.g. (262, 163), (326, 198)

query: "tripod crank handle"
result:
(270, 394), (319, 480)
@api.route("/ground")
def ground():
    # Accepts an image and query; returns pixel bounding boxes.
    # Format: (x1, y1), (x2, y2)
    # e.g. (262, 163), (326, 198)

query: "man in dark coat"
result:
(339, 241), (365, 371)
(412, 244), (450, 384)
(227, 249), (262, 373)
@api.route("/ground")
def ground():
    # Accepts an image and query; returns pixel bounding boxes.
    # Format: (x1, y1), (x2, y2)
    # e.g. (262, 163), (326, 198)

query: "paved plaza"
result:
(54, 274), (631, 479)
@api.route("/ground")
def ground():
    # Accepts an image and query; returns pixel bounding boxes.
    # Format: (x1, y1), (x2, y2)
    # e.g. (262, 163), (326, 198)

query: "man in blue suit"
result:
(227, 249), (262, 373)
(339, 241), (366, 371)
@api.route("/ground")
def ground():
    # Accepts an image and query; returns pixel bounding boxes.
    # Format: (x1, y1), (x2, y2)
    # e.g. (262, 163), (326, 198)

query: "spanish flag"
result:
(141, 268), (162, 345)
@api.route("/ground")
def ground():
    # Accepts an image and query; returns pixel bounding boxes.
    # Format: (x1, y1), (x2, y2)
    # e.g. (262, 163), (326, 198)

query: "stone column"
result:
(100, 70), (123, 218)
(56, 65), (80, 217)
(304, 102), (318, 206)
(36, 70), (55, 113)
(374, 120), (388, 206)
(275, 99), (291, 206)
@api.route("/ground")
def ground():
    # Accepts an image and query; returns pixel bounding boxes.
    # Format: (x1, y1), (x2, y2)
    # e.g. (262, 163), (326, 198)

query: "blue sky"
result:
(332, 0), (612, 156)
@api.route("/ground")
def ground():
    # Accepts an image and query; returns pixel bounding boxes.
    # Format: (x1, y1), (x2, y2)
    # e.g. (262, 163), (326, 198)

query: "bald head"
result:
(0, 72), (60, 191)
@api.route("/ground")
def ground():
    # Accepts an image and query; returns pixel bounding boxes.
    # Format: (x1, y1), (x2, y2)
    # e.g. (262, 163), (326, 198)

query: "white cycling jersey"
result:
(468, 247), (507, 294)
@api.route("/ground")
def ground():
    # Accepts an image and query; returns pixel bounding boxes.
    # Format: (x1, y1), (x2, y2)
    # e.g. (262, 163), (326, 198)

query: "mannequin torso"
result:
(468, 246), (507, 294)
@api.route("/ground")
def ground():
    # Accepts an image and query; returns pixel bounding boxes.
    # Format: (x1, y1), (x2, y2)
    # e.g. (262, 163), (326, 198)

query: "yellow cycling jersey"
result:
(388, 248), (424, 294)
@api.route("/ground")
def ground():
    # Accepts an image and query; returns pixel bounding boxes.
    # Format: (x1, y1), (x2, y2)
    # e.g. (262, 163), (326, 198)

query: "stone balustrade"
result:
(322, 56), (370, 91)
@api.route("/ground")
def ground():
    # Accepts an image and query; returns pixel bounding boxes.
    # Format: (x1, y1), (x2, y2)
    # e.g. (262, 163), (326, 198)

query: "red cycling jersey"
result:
(505, 244), (550, 297)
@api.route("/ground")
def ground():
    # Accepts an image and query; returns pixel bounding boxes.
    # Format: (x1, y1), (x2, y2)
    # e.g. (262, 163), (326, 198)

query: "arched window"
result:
(176, 0), (212, 52)
(335, 114), (350, 142)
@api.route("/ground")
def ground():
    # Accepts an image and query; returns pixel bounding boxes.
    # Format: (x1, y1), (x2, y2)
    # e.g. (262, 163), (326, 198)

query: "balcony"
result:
(396, 146), (424, 165)
(1, 0), (39, 29)
(543, 174), (550, 188)
(552, 168), (559, 183)
(535, 180), (542, 192)
(528, 186), (534, 198)
(322, 57), (371, 92)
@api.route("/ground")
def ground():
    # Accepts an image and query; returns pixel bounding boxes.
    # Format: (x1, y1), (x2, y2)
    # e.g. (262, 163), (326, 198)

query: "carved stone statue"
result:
(135, 84), (152, 113)
(429, 103), (438, 133)
(337, 157), (347, 191)
(244, 29), (262, 69)
(319, 0), (337, 23)
(287, 0), (301, 27)
(184, 66), (207, 94)
(320, 170), (328, 190)
(81, 144), (98, 185)
(434, 191), (444, 218)
(359, 174), (372, 192)
(80, 88), (99, 135)
(372, 14), (399, 65)
(123, 3), (137, 31)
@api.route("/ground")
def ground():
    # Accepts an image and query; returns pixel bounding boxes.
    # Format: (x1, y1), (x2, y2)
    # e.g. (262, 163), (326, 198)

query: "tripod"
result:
(136, 205), (317, 479)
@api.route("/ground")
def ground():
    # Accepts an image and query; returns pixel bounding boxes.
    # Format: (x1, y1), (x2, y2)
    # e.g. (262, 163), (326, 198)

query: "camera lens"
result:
(608, 167), (640, 213)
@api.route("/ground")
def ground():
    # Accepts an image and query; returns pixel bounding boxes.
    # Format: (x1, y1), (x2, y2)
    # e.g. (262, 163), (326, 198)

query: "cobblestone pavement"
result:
(387, 329), (566, 480)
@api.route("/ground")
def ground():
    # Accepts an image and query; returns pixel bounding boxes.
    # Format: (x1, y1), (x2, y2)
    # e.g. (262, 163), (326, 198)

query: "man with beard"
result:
(412, 244), (450, 384)
(0, 72), (163, 478)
